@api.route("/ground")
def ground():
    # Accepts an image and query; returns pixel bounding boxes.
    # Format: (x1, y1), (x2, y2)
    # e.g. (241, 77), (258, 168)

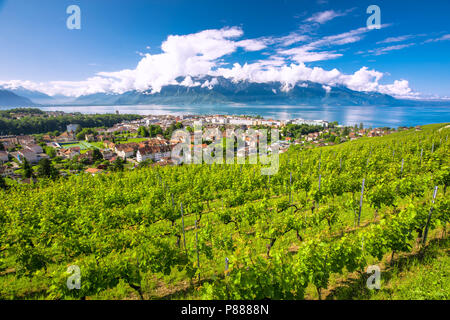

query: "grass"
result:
(115, 138), (149, 144)
(61, 138), (149, 150)
(60, 141), (100, 150)
(319, 231), (449, 300)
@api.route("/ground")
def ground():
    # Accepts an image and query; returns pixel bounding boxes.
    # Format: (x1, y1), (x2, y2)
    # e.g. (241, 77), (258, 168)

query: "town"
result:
(0, 110), (412, 185)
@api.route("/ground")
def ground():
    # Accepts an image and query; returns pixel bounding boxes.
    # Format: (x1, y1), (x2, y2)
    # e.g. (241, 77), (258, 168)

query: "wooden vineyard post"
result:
(358, 178), (365, 226)
(318, 152), (322, 173)
(431, 142), (434, 153)
(318, 174), (321, 192)
(181, 202), (187, 255)
(420, 148), (423, 165)
(339, 158), (342, 170)
(195, 220), (200, 282)
(225, 257), (229, 275)
(401, 158), (404, 177)
(289, 172), (292, 203)
(423, 186), (438, 245)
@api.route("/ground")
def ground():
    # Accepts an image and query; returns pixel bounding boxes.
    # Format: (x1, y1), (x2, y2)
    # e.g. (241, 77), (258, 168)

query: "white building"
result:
(229, 118), (254, 126)
(67, 124), (80, 133)
(292, 119), (329, 127)
(115, 145), (135, 159)
(136, 144), (172, 163)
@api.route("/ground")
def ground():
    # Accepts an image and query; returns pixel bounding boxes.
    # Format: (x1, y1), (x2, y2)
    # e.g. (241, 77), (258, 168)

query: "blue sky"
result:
(0, 0), (449, 98)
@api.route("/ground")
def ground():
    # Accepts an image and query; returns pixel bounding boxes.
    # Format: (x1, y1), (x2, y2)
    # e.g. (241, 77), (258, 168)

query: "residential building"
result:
(0, 151), (9, 163)
(101, 149), (115, 160)
(18, 136), (35, 145)
(136, 143), (172, 163)
(115, 143), (138, 159)
(57, 147), (81, 159)
(292, 119), (329, 127)
(17, 150), (38, 163)
(24, 144), (44, 154)
(85, 134), (96, 142)
(85, 168), (103, 176)
(56, 131), (76, 143)
(67, 124), (80, 133)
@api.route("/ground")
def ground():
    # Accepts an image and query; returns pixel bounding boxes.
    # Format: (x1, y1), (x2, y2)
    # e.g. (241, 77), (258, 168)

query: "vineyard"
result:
(0, 123), (449, 300)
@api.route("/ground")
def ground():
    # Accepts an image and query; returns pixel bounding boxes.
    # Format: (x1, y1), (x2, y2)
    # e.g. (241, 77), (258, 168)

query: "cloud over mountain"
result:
(0, 25), (421, 99)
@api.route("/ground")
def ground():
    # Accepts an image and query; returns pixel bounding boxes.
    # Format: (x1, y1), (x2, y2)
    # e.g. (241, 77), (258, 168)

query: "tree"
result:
(0, 141), (4, 151)
(359, 122), (364, 130)
(138, 126), (149, 137)
(0, 175), (7, 190)
(92, 149), (103, 162)
(76, 128), (97, 141)
(21, 158), (33, 179)
(138, 159), (153, 168)
(37, 158), (58, 179)
(334, 136), (340, 144)
(329, 121), (338, 128)
(113, 157), (125, 171)
(342, 127), (350, 136)
(149, 125), (163, 138)
(44, 146), (57, 158)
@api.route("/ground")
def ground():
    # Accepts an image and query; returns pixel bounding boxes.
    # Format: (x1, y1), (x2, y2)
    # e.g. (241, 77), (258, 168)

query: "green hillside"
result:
(0, 123), (449, 300)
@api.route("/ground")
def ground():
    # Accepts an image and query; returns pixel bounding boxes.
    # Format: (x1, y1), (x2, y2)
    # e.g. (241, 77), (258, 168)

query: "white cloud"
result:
(236, 39), (268, 51)
(180, 76), (201, 87)
(277, 26), (385, 63)
(365, 43), (415, 56)
(304, 10), (346, 24)
(424, 34), (450, 43)
(377, 35), (414, 44)
(201, 77), (219, 89)
(0, 25), (421, 99)
(378, 80), (419, 98)
(278, 47), (342, 63)
(277, 33), (309, 46)
(322, 85), (331, 93)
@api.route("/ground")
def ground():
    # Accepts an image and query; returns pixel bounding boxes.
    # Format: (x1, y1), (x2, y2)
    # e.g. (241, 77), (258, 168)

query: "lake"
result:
(3, 104), (450, 128)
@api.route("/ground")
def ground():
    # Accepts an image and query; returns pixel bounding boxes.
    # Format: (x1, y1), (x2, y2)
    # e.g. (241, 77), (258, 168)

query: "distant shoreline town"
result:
(0, 108), (417, 184)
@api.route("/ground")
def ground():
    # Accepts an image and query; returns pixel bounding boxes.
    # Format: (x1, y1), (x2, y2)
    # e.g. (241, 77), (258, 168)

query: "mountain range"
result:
(1, 76), (449, 107)
(0, 89), (36, 107)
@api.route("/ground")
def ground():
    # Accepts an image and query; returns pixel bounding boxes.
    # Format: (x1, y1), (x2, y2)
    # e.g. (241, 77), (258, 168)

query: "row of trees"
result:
(281, 124), (325, 139)
(137, 122), (184, 139)
(0, 111), (142, 135)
